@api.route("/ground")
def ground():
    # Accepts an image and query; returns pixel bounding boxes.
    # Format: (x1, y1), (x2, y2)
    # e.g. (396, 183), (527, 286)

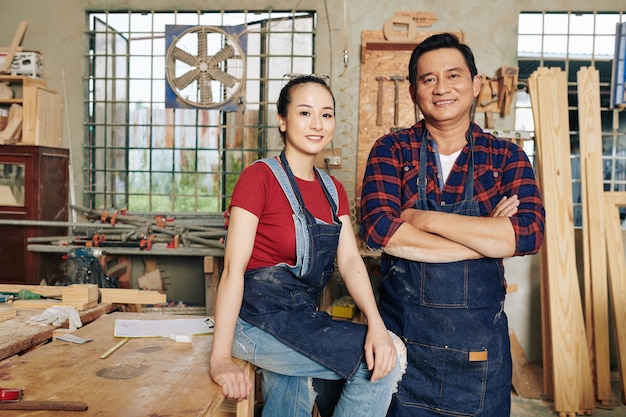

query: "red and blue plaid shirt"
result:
(360, 121), (545, 257)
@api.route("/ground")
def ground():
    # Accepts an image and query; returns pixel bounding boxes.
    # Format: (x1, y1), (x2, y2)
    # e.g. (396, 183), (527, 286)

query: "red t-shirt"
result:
(230, 161), (350, 271)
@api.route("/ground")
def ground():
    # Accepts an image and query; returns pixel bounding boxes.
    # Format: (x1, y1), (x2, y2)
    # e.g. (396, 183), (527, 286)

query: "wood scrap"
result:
(62, 284), (98, 305)
(137, 269), (162, 291)
(11, 299), (64, 309)
(0, 103), (22, 144)
(0, 21), (28, 75)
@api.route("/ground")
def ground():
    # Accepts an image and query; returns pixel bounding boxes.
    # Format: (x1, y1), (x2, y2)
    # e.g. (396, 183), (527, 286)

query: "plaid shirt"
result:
(360, 121), (545, 257)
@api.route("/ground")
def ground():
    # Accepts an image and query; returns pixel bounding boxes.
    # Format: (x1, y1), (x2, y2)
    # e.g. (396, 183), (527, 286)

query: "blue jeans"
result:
(232, 318), (405, 417)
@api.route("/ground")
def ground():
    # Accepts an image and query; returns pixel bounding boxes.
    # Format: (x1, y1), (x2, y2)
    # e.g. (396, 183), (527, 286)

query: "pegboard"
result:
(355, 29), (464, 199)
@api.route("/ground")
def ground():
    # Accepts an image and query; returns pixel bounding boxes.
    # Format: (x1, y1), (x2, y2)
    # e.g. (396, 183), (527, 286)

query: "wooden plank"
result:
(0, 305), (17, 322)
(527, 65), (554, 401)
(99, 288), (166, 305)
(0, 283), (69, 297)
(603, 196), (626, 403)
(578, 66), (611, 404)
(529, 67), (594, 415)
(0, 284), (98, 311)
(12, 299), (63, 309)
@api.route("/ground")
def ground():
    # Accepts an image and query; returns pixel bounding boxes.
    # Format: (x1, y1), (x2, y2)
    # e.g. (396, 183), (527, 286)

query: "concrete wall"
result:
(2, 0), (624, 364)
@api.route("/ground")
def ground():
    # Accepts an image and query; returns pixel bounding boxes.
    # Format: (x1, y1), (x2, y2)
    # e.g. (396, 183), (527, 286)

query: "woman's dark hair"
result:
(276, 75), (335, 143)
(408, 33), (478, 88)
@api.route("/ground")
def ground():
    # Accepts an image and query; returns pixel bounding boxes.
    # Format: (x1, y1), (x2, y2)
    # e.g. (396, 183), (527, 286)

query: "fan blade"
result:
(171, 47), (198, 67)
(208, 44), (235, 66)
(172, 68), (200, 90)
(205, 44), (238, 87)
(207, 68), (238, 88)
(198, 75), (213, 104)
(198, 30), (208, 61)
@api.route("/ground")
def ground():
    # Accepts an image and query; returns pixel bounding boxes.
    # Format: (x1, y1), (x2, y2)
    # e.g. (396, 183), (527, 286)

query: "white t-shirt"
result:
(439, 149), (462, 184)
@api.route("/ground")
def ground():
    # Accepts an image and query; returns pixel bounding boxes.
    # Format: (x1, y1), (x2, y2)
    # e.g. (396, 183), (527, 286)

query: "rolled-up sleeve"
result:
(501, 146), (545, 256)
(360, 136), (406, 249)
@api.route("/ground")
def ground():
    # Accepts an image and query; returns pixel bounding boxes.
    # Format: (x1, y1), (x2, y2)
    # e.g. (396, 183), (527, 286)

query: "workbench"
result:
(0, 311), (254, 416)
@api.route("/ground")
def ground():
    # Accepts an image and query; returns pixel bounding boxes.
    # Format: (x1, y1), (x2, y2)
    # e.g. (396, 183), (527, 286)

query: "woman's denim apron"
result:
(238, 153), (367, 381)
(379, 130), (511, 416)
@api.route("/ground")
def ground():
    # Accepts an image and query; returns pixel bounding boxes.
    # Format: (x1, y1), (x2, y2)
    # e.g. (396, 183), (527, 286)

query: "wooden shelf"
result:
(0, 75), (62, 147)
(361, 40), (420, 63)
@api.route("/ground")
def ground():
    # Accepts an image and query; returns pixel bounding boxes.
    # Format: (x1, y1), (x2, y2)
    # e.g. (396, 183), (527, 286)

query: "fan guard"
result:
(165, 25), (245, 109)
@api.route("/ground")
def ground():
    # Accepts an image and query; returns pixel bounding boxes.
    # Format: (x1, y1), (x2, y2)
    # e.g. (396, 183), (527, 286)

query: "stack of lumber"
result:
(528, 67), (595, 416)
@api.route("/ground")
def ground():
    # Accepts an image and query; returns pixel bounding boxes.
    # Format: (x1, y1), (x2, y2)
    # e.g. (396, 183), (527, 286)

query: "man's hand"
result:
(491, 195), (519, 218)
(209, 359), (252, 401)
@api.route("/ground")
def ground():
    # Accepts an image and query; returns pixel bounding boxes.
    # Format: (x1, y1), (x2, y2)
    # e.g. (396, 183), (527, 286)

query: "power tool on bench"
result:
(64, 247), (118, 288)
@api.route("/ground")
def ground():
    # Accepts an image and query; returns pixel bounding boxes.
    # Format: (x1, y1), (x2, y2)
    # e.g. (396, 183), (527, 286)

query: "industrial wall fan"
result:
(165, 25), (246, 111)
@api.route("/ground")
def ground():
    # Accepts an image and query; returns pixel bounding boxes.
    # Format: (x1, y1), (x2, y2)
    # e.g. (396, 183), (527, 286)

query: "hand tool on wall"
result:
(375, 76), (385, 126)
(390, 75), (404, 130)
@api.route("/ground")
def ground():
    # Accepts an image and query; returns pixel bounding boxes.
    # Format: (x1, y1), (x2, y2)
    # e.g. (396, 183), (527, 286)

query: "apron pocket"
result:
(397, 340), (487, 416)
(420, 261), (468, 307)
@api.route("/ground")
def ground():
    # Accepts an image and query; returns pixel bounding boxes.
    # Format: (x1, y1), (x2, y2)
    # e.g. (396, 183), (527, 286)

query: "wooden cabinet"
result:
(0, 75), (62, 147)
(0, 145), (69, 284)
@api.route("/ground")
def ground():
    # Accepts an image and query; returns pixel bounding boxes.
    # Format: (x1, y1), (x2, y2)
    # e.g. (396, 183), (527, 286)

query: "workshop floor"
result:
(511, 382), (626, 416)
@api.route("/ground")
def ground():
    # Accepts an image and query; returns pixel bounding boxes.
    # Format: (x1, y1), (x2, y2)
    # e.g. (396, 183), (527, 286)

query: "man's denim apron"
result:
(239, 153), (367, 381)
(379, 129), (511, 416)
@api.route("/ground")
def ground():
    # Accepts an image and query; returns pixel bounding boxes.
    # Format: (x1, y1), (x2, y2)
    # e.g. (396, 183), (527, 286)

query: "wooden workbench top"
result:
(0, 303), (115, 361)
(0, 311), (245, 416)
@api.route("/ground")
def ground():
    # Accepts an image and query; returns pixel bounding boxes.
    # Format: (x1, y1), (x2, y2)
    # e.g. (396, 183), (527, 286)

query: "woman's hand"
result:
(363, 323), (397, 381)
(209, 359), (252, 401)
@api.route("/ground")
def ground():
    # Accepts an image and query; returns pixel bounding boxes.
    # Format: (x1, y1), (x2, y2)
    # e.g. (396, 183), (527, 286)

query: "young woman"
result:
(209, 75), (405, 417)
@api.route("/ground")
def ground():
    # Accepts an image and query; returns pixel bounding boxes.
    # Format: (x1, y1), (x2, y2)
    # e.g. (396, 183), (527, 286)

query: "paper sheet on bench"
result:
(114, 318), (213, 337)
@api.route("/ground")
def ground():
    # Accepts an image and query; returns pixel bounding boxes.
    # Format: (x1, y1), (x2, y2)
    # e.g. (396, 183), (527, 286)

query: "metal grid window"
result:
(86, 10), (317, 213)
(516, 11), (626, 226)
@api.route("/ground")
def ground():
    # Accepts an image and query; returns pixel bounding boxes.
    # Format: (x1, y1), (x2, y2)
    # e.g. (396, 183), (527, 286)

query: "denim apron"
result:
(380, 129), (511, 416)
(239, 153), (367, 381)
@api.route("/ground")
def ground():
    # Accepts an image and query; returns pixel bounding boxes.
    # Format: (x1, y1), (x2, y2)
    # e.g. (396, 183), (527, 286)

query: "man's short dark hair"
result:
(408, 33), (478, 88)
